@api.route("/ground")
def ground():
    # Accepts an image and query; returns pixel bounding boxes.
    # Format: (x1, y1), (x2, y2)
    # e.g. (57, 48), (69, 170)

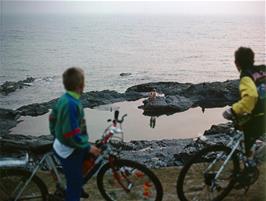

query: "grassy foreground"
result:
(43, 164), (266, 201)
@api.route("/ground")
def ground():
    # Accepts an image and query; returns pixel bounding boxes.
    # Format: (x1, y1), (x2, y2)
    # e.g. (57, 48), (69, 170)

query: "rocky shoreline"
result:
(0, 77), (35, 95)
(0, 79), (239, 137)
(1, 123), (265, 168)
(2, 79), (264, 168)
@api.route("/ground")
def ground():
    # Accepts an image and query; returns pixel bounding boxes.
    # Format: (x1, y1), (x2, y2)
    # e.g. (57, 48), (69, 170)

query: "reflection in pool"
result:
(10, 99), (228, 142)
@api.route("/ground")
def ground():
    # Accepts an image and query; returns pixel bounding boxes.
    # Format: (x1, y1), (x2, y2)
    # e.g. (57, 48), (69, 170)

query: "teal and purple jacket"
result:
(49, 91), (90, 150)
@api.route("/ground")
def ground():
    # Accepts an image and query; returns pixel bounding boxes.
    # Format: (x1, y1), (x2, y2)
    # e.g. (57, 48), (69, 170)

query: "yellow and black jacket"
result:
(232, 76), (258, 116)
(232, 66), (266, 120)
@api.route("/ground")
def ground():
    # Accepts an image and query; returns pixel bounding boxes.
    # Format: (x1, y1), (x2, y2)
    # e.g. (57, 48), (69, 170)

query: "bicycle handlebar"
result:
(113, 110), (127, 124)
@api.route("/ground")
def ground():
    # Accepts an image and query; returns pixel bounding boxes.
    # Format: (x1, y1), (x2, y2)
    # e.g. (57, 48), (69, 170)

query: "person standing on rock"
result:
(223, 47), (266, 165)
(49, 67), (101, 201)
(148, 88), (157, 128)
(148, 88), (157, 102)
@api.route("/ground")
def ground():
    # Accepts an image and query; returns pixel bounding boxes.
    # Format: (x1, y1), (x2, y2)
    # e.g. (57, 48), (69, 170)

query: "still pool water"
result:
(10, 100), (228, 142)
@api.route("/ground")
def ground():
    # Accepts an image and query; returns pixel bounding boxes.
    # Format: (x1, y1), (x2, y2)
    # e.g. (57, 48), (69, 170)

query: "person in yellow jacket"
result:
(223, 47), (265, 161)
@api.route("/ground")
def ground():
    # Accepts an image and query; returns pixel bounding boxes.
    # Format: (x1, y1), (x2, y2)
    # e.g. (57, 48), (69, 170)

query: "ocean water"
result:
(0, 13), (265, 109)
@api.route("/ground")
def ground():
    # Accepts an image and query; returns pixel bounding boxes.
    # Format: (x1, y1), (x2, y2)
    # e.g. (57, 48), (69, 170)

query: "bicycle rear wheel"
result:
(97, 159), (163, 201)
(177, 145), (240, 201)
(0, 168), (48, 201)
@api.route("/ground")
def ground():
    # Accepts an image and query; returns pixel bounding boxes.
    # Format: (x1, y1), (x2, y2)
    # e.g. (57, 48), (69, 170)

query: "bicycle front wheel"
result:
(97, 159), (163, 201)
(0, 168), (48, 201)
(177, 145), (240, 201)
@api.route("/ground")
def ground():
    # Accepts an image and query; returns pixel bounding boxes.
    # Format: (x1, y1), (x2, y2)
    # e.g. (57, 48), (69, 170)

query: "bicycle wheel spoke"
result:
(0, 169), (47, 201)
(177, 145), (239, 201)
(98, 159), (162, 201)
(0, 183), (10, 200)
(103, 168), (156, 200)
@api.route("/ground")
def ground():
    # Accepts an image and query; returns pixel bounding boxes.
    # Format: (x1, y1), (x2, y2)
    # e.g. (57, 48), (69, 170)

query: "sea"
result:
(1, 9), (265, 140)
(1, 12), (265, 109)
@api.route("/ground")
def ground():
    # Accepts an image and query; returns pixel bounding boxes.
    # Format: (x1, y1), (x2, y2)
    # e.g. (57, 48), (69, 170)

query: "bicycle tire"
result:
(97, 159), (163, 201)
(177, 145), (240, 201)
(0, 168), (48, 201)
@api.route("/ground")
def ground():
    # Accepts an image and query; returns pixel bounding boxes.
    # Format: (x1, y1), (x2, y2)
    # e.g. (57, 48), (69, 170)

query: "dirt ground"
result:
(43, 163), (265, 201)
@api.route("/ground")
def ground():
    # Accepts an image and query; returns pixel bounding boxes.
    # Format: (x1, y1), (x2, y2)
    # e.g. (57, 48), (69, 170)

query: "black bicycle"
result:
(0, 111), (163, 201)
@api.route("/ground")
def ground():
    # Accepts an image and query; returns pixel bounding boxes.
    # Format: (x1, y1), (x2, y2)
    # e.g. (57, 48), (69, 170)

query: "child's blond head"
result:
(63, 67), (85, 91)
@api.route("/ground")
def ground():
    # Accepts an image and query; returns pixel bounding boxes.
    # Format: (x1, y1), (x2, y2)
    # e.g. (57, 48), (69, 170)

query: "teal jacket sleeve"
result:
(49, 107), (57, 137)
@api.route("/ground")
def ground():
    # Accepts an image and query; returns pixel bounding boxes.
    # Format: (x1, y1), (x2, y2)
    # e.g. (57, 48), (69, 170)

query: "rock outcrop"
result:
(129, 80), (239, 115)
(120, 73), (132, 77)
(0, 77), (35, 95)
(0, 108), (20, 137)
(13, 79), (239, 117)
(1, 123), (265, 168)
(0, 80), (239, 136)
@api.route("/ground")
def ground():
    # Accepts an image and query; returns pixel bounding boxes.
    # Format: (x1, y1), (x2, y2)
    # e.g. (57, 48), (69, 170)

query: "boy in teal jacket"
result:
(49, 67), (100, 201)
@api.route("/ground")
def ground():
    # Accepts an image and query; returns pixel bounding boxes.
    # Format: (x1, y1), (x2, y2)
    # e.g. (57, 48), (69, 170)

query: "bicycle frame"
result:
(203, 131), (245, 184)
(5, 140), (120, 201)
(1, 111), (130, 200)
(84, 121), (126, 182)
(5, 151), (61, 201)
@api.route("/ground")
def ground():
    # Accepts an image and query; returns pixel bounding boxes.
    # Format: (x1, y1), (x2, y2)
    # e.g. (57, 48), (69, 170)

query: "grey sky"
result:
(2, 1), (265, 16)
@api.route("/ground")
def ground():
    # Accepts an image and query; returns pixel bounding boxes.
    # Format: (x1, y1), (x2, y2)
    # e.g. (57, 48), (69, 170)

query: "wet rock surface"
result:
(0, 80), (239, 138)
(10, 79), (240, 118)
(119, 73), (132, 77)
(130, 80), (240, 115)
(1, 123), (265, 168)
(0, 108), (20, 137)
(0, 77), (35, 95)
(141, 95), (194, 115)
(15, 90), (146, 117)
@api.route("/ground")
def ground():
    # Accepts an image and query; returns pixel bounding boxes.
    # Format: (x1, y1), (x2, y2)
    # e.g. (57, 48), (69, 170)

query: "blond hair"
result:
(63, 67), (84, 91)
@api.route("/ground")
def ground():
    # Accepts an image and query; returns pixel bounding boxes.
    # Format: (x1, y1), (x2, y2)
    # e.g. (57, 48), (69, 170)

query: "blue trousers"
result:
(57, 149), (87, 201)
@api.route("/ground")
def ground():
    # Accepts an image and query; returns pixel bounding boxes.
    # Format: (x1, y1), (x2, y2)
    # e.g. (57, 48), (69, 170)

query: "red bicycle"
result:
(0, 110), (163, 201)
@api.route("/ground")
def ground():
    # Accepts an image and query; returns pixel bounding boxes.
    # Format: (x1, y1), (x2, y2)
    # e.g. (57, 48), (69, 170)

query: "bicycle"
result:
(176, 122), (265, 201)
(0, 110), (163, 201)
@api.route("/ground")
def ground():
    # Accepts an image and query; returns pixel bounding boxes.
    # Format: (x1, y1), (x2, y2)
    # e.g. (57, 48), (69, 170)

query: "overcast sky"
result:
(2, 1), (265, 16)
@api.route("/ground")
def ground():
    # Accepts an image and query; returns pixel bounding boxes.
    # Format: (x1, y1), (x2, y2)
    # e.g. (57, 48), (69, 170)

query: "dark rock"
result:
(143, 95), (193, 116)
(0, 134), (53, 153)
(203, 123), (234, 136)
(0, 108), (20, 136)
(120, 73), (132, 77)
(110, 141), (136, 151)
(124, 91), (146, 101)
(0, 80), (240, 139)
(14, 90), (145, 117)
(17, 103), (50, 116)
(6, 79), (239, 118)
(136, 80), (240, 116)
(183, 80), (240, 108)
(126, 81), (191, 95)
(0, 77), (35, 95)
(1, 123), (265, 168)
(82, 90), (125, 107)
